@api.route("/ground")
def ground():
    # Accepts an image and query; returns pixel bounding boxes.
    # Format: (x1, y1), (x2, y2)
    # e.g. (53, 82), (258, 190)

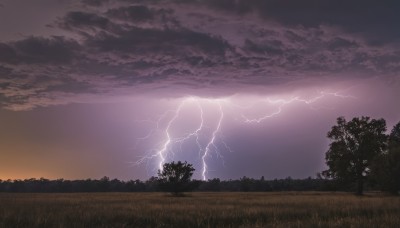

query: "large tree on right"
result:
(323, 116), (387, 195)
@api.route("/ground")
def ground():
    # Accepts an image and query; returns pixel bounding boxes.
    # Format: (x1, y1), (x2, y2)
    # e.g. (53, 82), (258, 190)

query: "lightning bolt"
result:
(241, 91), (356, 123)
(175, 100), (204, 157)
(155, 99), (189, 170)
(132, 103), (188, 169)
(134, 97), (228, 180)
(133, 90), (356, 180)
(202, 102), (224, 180)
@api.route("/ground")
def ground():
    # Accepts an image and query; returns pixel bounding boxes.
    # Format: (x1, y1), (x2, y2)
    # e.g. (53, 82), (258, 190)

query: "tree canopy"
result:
(323, 116), (387, 195)
(157, 161), (196, 196)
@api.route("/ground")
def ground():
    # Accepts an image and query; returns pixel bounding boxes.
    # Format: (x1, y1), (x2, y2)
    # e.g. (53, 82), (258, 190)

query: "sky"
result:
(0, 0), (399, 181)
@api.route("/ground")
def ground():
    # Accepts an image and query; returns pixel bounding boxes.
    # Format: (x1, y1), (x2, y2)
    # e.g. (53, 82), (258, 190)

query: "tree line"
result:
(0, 176), (336, 193)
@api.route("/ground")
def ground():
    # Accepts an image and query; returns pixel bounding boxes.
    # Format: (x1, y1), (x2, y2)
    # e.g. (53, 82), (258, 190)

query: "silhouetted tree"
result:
(240, 176), (252, 192)
(145, 176), (159, 191)
(198, 178), (221, 191)
(372, 122), (400, 194)
(322, 116), (387, 195)
(157, 161), (196, 196)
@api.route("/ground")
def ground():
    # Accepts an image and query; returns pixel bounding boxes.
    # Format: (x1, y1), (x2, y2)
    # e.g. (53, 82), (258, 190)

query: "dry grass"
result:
(0, 192), (399, 227)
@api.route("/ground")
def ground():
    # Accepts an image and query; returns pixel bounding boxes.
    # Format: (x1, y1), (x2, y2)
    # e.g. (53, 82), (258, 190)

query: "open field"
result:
(0, 192), (399, 227)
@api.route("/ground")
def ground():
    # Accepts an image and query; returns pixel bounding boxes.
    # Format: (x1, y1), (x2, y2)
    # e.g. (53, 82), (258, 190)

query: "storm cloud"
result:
(0, 0), (399, 110)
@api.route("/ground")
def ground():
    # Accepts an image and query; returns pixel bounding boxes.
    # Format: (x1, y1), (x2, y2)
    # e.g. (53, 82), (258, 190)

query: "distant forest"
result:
(0, 176), (375, 193)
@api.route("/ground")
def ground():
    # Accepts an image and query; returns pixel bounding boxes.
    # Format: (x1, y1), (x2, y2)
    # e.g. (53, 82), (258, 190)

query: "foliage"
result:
(371, 122), (400, 194)
(322, 116), (387, 195)
(157, 161), (196, 195)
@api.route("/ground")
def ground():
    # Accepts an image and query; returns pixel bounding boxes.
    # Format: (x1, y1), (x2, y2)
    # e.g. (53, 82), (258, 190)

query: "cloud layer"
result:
(1, 0), (400, 110)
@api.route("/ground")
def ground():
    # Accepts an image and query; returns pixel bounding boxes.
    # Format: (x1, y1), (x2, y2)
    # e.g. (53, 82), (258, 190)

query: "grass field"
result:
(0, 192), (399, 227)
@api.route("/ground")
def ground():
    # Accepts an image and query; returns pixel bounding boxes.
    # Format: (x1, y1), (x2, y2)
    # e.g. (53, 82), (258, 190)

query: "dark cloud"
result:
(0, 36), (79, 65)
(34, 75), (94, 93)
(106, 5), (154, 21)
(201, 0), (400, 42)
(13, 36), (78, 64)
(0, 0), (400, 110)
(0, 43), (17, 64)
(185, 56), (218, 67)
(0, 65), (12, 76)
(60, 11), (113, 31)
(88, 27), (230, 55)
(327, 38), (358, 50)
(244, 39), (284, 56)
(81, 0), (110, 7)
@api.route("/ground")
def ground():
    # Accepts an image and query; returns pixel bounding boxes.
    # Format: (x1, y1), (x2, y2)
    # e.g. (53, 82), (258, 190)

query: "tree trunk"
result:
(356, 177), (364, 195)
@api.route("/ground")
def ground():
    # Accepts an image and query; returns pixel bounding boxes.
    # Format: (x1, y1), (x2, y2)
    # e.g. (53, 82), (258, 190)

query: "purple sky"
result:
(0, 0), (399, 180)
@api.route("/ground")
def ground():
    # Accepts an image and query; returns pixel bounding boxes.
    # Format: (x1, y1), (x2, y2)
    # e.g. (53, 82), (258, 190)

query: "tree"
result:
(372, 122), (400, 194)
(157, 161), (196, 196)
(322, 116), (387, 195)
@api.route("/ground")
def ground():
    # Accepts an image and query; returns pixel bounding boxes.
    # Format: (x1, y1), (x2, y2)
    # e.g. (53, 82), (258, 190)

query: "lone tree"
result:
(372, 121), (400, 194)
(157, 161), (196, 196)
(323, 116), (387, 195)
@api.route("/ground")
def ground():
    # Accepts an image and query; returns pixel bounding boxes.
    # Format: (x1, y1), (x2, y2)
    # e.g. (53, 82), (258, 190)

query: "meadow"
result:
(0, 192), (399, 227)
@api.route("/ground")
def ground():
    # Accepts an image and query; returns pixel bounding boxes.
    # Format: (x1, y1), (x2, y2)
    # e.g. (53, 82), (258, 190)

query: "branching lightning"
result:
(241, 91), (356, 123)
(155, 100), (187, 170)
(134, 97), (229, 180)
(134, 90), (356, 180)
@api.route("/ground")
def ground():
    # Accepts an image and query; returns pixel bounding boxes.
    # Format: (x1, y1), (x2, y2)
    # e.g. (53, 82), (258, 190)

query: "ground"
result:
(0, 192), (399, 227)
